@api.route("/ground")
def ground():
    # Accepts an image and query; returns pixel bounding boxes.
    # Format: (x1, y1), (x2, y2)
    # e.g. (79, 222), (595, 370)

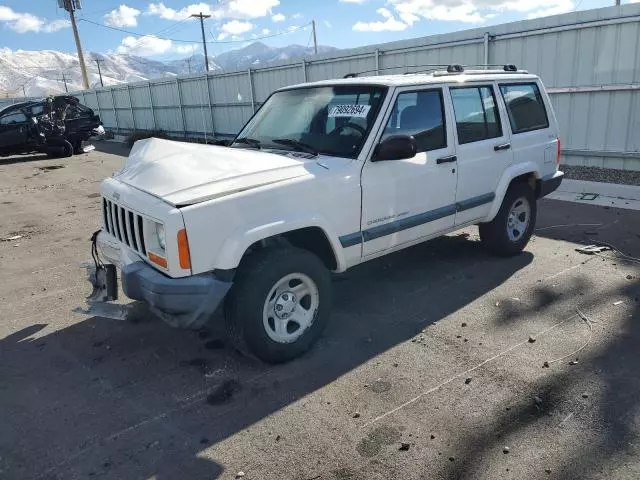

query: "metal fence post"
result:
(248, 68), (256, 112)
(147, 82), (157, 130)
(375, 49), (380, 75)
(204, 73), (215, 138)
(109, 88), (120, 134)
(126, 85), (136, 133)
(94, 90), (102, 123)
(176, 78), (187, 138)
(483, 32), (490, 67)
(302, 59), (307, 82)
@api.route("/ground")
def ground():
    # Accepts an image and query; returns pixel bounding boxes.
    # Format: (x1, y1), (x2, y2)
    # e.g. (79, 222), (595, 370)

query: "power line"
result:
(78, 18), (201, 43)
(78, 17), (312, 44)
(209, 23), (312, 44)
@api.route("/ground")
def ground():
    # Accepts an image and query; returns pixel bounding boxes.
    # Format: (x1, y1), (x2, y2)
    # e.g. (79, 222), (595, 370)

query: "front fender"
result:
(215, 216), (347, 272)
(484, 162), (541, 222)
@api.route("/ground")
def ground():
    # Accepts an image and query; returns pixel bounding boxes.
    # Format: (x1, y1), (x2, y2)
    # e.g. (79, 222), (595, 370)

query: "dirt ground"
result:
(1, 143), (639, 480)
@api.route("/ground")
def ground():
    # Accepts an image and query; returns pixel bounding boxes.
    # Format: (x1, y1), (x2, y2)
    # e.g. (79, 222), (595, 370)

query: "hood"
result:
(115, 138), (319, 206)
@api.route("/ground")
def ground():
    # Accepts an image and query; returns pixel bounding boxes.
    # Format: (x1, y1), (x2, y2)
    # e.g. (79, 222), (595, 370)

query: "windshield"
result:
(232, 85), (387, 159)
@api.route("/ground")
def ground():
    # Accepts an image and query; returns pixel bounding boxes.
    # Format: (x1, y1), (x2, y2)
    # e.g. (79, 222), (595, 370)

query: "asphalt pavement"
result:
(1, 143), (639, 480)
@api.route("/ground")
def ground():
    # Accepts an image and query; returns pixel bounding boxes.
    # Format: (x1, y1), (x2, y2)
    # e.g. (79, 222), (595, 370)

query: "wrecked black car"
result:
(0, 95), (105, 158)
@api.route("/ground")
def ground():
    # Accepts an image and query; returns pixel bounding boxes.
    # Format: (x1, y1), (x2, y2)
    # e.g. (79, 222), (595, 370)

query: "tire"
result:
(62, 139), (74, 157)
(73, 139), (83, 155)
(479, 181), (536, 256)
(224, 246), (332, 363)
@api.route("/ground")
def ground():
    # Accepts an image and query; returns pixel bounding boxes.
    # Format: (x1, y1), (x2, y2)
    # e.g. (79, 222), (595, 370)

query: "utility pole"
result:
(191, 12), (211, 72)
(22, 84), (27, 97)
(94, 57), (104, 87)
(59, 0), (89, 89)
(186, 57), (192, 74)
(312, 20), (318, 55)
(57, 73), (69, 93)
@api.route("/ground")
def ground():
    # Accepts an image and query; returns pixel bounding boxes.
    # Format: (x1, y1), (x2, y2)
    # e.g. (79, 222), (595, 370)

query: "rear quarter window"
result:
(499, 83), (549, 134)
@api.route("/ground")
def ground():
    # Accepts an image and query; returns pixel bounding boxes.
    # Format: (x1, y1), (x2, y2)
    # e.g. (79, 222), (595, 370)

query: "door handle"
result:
(436, 155), (457, 164)
(494, 143), (511, 151)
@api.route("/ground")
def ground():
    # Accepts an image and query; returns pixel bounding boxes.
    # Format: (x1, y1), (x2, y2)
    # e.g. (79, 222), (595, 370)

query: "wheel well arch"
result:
(244, 226), (339, 271)
(510, 171), (544, 198)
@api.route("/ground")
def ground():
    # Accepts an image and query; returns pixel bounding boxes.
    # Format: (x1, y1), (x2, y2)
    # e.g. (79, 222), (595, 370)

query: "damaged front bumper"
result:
(88, 231), (232, 328)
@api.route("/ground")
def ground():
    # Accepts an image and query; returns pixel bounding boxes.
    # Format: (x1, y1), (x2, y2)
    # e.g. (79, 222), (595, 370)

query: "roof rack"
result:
(434, 64), (528, 76)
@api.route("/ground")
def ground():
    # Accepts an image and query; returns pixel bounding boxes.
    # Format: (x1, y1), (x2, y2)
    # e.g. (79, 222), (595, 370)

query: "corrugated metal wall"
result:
(3, 5), (640, 170)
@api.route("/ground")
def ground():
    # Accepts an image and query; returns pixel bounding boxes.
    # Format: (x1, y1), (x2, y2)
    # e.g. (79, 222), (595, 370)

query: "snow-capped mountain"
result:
(0, 42), (337, 98)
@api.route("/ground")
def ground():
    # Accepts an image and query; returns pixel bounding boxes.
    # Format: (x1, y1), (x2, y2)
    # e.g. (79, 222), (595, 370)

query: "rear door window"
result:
(499, 83), (549, 133)
(0, 112), (28, 125)
(450, 86), (502, 144)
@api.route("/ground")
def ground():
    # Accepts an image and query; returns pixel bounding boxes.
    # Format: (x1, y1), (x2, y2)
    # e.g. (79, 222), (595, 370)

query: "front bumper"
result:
(538, 171), (564, 198)
(122, 261), (231, 319)
(94, 230), (232, 328)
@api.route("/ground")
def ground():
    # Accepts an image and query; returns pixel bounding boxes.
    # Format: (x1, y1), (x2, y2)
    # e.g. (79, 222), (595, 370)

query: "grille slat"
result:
(102, 199), (111, 233)
(137, 215), (147, 255)
(101, 196), (146, 256)
(128, 212), (139, 251)
(119, 207), (130, 246)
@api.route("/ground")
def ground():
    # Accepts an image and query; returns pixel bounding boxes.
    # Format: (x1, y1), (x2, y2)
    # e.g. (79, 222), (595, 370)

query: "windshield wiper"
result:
(231, 137), (261, 149)
(272, 138), (318, 156)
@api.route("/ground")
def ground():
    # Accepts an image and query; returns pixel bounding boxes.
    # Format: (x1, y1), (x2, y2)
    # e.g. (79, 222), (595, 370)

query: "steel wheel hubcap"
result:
(507, 197), (530, 242)
(263, 273), (319, 344)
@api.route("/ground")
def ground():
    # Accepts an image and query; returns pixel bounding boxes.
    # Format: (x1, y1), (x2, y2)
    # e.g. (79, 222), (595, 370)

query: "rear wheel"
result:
(73, 139), (83, 155)
(479, 181), (536, 256)
(224, 247), (332, 363)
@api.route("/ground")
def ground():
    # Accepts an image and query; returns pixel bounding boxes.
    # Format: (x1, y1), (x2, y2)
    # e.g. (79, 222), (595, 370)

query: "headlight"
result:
(155, 223), (166, 250)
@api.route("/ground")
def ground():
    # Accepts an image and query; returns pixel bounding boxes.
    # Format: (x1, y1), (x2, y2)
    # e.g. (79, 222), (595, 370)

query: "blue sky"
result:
(0, 0), (632, 60)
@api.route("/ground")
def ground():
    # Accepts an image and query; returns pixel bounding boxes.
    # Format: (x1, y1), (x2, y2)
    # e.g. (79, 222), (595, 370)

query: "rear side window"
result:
(382, 89), (446, 152)
(0, 112), (27, 125)
(450, 86), (502, 144)
(500, 83), (549, 133)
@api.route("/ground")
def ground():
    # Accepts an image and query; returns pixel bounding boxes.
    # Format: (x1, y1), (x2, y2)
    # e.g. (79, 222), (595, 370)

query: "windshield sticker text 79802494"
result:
(328, 104), (371, 118)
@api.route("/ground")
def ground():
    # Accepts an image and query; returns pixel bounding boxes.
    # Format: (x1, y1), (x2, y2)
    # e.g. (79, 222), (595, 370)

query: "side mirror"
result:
(373, 135), (417, 161)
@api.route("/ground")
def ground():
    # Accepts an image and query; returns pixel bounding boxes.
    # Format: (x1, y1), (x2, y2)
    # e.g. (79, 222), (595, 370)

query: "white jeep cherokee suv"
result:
(91, 65), (563, 363)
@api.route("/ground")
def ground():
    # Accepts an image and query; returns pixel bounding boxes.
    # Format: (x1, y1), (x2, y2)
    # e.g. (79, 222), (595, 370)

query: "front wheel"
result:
(224, 247), (332, 363)
(479, 182), (536, 256)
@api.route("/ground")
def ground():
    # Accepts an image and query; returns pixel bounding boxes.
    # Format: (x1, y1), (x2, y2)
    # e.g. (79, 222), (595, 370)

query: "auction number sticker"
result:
(328, 104), (371, 118)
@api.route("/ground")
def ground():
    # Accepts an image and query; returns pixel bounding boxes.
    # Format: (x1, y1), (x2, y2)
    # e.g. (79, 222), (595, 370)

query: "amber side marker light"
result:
(148, 251), (168, 268)
(177, 228), (191, 270)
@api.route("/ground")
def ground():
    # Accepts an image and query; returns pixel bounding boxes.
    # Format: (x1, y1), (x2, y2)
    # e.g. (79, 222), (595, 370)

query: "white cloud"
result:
(526, 0), (574, 18)
(43, 19), (71, 32)
(175, 44), (199, 54)
(0, 6), (70, 33)
(221, 19), (253, 35)
(116, 35), (173, 56)
(340, 0), (369, 3)
(262, 28), (271, 34)
(104, 5), (141, 28)
(353, 8), (408, 32)
(324, 20), (332, 28)
(292, 13), (304, 19)
(383, 0), (575, 25)
(146, 1), (279, 21)
(272, 13), (286, 22)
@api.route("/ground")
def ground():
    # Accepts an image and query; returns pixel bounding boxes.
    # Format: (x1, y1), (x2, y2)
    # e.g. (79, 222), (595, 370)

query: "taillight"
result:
(556, 137), (561, 169)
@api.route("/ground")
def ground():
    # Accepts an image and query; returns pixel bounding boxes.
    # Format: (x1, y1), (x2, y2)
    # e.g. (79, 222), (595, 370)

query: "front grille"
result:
(102, 197), (146, 255)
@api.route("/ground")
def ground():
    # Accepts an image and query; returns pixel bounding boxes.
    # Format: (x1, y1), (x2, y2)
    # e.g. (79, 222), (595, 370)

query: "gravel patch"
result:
(561, 165), (640, 186)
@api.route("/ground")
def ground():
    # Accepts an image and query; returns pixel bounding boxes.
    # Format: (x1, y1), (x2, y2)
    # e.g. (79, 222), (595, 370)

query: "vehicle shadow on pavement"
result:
(0, 153), (51, 165)
(94, 140), (130, 158)
(0, 233), (533, 479)
(436, 273), (640, 480)
(436, 200), (640, 479)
